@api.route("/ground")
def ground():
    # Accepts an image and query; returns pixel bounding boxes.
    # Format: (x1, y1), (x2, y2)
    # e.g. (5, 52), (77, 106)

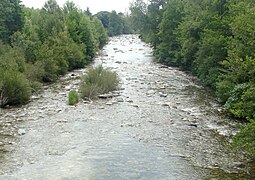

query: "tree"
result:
(156, 0), (184, 65)
(0, 0), (24, 44)
(37, 0), (65, 42)
(108, 11), (124, 36)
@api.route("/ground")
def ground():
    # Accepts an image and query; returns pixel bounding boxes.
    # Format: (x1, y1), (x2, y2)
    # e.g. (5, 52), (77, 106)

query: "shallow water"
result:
(0, 35), (254, 179)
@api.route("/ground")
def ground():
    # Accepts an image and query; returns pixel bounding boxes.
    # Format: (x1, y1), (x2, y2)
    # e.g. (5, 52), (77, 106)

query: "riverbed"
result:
(0, 35), (254, 179)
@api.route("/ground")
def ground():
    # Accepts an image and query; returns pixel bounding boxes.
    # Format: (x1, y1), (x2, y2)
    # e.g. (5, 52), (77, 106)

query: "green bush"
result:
(224, 83), (255, 121)
(232, 120), (255, 156)
(80, 65), (119, 99)
(0, 69), (31, 107)
(68, 90), (79, 105)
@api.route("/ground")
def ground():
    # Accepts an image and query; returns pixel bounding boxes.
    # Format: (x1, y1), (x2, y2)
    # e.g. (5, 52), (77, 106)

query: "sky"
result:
(21, 0), (134, 14)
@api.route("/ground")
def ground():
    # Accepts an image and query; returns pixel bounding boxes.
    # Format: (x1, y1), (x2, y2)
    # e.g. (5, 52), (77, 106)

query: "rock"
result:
(159, 92), (168, 97)
(31, 95), (40, 100)
(115, 61), (121, 64)
(146, 90), (156, 95)
(127, 99), (133, 103)
(18, 129), (26, 136)
(99, 106), (105, 109)
(117, 98), (124, 102)
(233, 162), (245, 169)
(57, 119), (68, 123)
(188, 123), (198, 128)
(98, 93), (113, 99)
(106, 102), (113, 105)
(132, 104), (139, 108)
(162, 103), (170, 107)
(159, 65), (168, 68)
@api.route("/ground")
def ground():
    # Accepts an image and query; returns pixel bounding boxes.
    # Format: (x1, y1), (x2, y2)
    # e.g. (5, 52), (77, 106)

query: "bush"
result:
(0, 69), (31, 107)
(80, 65), (119, 99)
(68, 90), (79, 105)
(232, 120), (255, 156)
(224, 83), (255, 121)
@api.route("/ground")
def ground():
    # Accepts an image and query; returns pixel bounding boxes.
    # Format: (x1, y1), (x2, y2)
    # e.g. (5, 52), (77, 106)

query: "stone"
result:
(162, 103), (170, 107)
(132, 104), (139, 108)
(57, 119), (68, 123)
(18, 129), (26, 136)
(117, 98), (124, 102)
(233, 162), (245, 169)
(106, 102), (113, 105)
(159, 92), (168, 97)
(98, 93), (113, 99)
(146, 90), (155, 95)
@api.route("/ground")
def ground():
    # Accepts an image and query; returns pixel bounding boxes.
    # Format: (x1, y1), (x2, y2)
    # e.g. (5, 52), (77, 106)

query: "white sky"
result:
(21, 0), (134, 14)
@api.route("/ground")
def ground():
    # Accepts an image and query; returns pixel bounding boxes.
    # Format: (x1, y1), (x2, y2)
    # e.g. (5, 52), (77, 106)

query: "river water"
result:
(0, 35), (254, 179)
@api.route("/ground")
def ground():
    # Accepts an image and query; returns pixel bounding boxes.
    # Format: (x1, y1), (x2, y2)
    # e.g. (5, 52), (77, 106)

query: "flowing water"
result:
(0, 35), (254, 179)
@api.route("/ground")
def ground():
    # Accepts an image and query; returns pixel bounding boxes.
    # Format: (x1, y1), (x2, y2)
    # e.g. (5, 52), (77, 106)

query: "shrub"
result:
(0, 68), (31, 107)
(232, 120), (255, 156)
(68, 90), (79, 105)
(224, 83), (255, 121)
(80, 65), (119, 99)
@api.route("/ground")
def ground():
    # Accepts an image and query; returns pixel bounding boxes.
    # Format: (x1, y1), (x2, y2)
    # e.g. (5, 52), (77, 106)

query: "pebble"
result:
(98, 93), (113, 99)
(106, 102), (113, 105)
(146, 90), (156, 95)
(18, 129), (26, 136)
(233, 162), (245, 169)
(162, 103), (170, 107)
(132, 104), (139, 108)
(117, 98), (124, 102)
(159, 92), (168, 97)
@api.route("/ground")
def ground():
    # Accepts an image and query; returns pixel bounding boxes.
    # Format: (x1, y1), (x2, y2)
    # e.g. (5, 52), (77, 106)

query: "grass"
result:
(80, 65), (119, 100)
(68, 90), (79, 105)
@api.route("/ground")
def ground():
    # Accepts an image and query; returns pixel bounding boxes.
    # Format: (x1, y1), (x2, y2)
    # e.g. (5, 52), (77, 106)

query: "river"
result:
(0, 35), (254, 179)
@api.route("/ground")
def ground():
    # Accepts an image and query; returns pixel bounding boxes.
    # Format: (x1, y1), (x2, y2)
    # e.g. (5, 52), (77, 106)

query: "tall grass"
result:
(68, 90), (79, 105)
(80, 65), (119, 99)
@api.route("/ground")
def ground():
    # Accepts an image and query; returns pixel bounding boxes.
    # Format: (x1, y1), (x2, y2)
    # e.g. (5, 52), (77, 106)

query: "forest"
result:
(130, 0), (255, 156)
(0, 0), (131, 107)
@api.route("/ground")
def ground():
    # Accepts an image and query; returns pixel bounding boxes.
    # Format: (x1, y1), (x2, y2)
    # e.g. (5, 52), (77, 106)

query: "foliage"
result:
(80, 66), (119, 99)
(232, 120), (255, 156)
(0, 0), (24, 44)
(96, 11), (133, 37)
(156, 0), (184, 65)
(0, 45), (31, 106)
(0, 68), (31, 106)
(68, 90), (79, 105)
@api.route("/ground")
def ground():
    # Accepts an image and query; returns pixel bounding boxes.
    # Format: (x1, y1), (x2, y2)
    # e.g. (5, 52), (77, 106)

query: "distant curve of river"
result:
(0, 35), (254, 179)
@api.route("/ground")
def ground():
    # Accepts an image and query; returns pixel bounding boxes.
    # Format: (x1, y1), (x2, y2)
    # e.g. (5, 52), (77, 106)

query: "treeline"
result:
(96, 11), (133, 36)
(130, 0), (255, 156)
(0, 0), (131, 107)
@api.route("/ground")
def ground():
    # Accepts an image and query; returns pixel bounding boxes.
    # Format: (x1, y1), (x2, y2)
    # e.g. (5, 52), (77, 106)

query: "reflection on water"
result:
(0, 35), (254, 179)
